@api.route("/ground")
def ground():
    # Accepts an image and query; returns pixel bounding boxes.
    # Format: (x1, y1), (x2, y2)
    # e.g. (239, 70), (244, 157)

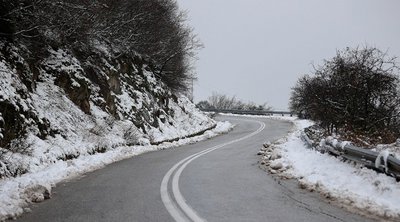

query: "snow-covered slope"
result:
(0, 43), (215, 179)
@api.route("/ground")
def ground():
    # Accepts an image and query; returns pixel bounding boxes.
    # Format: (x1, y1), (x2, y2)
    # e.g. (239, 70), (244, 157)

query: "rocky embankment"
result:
(0, 42), (215, 179)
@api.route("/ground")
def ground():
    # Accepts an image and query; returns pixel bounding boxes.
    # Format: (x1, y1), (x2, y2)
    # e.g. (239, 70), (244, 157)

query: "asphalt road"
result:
(16, 115), (372, 222)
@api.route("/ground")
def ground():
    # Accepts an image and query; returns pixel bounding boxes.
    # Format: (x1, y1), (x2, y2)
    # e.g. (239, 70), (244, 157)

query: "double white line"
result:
(160, 120), (266, 222)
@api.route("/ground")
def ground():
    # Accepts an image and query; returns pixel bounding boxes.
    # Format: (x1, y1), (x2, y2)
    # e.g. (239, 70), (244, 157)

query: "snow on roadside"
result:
(0, 121), (233, 221)
(269, 118), (400, 220)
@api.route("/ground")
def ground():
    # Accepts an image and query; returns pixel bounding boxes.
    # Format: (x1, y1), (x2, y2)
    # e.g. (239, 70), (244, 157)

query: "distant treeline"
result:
(0, 0), (200, 91)
(197, 92), (272, 111)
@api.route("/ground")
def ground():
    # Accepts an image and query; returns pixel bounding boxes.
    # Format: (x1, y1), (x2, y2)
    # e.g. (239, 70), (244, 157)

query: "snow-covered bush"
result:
(290, 46), (400, 144)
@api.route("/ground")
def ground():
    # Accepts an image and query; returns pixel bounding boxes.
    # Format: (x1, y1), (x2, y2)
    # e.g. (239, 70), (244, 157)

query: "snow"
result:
(374, 143), (400, 160)
(147, 97), (216, 143)
(375, 150), (391, 173)
(91, 40), (112, 58)
(0, 121), (233, 221)
(0, 59), (30, 111)
(270, 118), (400, 219)
(45, 49), (85, 78)
(115, 89), (137, 114)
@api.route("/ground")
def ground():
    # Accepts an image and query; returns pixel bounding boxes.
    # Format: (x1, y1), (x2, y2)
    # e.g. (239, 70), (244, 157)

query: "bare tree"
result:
(203, 92), (271, 111)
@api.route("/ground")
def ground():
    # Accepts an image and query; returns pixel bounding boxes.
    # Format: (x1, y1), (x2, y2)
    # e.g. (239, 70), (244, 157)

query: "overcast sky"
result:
(177, 0), (400, 110)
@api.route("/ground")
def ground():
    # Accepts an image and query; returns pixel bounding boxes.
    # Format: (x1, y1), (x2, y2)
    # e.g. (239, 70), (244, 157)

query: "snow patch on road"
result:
(268, 118), (400, 220)
(0, 121), (233, 221)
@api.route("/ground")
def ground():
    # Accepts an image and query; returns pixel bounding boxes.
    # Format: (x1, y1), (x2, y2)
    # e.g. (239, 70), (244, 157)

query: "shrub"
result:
(290, 46), (400, 142)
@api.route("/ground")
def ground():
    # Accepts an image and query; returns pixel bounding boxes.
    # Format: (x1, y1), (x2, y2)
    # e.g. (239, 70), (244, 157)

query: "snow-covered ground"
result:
(0, 121), (233, 221)
(263, 117), (400, 220)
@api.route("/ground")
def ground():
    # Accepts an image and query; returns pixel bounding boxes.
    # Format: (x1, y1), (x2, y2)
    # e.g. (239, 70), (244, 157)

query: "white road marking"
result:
(161, 119), (266, 222)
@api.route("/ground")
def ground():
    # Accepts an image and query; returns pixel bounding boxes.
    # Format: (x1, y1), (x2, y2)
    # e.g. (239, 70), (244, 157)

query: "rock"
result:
(262, 155), (270, 161)
(322, 191), (335, 200)
(31, 193), (45, 203)
(280, 173), (293, 180)
(299, 181), (308, 189)
(263, 148), (273, 153)
(270, 161), (283, 170)
(270, 150), (282, 160)
(24, 185), (51, 203)
(263, 142), (271, 148)
(396, 138), (400, 147)
(260, 147), (267, 152)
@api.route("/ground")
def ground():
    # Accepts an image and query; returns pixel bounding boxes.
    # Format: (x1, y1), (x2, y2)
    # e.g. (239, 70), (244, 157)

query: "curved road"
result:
(16, 116), (371, 222)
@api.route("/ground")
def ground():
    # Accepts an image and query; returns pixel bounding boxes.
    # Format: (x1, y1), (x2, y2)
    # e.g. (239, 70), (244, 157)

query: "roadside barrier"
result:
(200, 108), (293, 116)
(301, 132), (400, 181)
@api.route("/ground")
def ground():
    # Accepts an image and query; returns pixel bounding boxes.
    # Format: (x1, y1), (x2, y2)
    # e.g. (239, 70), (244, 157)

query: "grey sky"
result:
(177, 0), (400, 110)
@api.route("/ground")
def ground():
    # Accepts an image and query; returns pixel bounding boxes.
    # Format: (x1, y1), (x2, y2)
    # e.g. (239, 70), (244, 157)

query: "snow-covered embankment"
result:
(261, 117), (400, 220)
(0, 119), (232, 221)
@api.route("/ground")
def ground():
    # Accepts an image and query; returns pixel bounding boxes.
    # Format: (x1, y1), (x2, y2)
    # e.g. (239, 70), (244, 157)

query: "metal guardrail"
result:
(301, 132), (400, 181)
(200, 109), (293, 116)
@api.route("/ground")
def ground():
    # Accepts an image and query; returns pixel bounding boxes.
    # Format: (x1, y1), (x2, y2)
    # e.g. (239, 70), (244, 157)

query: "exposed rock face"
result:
(0, 43), (215, 178)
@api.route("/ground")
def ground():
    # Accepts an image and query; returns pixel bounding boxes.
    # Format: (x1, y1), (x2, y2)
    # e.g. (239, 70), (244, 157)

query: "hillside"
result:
(0, 41), (216, 179)
(0, 0), (219, 179)
(0, 1), (227, 219)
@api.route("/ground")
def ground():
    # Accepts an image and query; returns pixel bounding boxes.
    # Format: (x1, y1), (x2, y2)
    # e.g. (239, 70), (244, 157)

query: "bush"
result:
(290, 46), (400, 142)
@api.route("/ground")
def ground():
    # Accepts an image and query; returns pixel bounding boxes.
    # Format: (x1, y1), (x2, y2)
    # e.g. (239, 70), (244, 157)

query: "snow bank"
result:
(0, 121), (233, 221)
(270, 118), (400, 219)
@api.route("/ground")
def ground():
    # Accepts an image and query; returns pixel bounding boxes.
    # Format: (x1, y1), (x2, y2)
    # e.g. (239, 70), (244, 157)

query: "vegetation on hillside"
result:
(0, 0), (200, 92)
